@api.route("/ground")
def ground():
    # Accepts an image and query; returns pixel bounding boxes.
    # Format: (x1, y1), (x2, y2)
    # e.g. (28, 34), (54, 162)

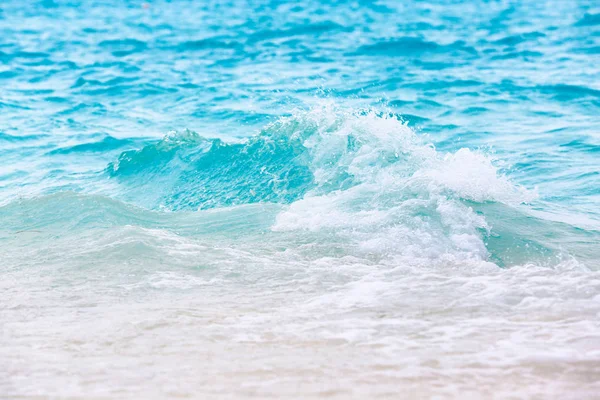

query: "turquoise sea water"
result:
(2, 1), (600, 398)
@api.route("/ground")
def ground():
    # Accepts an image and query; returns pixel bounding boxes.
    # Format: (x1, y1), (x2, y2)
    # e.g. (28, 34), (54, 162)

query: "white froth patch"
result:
(419, 148), (537, 205)
(272, 105), (534, 263)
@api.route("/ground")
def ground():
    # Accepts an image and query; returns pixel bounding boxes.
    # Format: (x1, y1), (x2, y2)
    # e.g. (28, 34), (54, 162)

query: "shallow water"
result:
(1, 0), (600, 398)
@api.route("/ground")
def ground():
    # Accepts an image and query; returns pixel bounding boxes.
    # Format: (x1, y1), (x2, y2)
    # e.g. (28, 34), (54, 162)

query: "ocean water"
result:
(1, 0), (600, 398)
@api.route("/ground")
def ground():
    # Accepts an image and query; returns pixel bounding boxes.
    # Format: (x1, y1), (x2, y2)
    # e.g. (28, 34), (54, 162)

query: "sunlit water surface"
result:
(1, 1), (600, 398)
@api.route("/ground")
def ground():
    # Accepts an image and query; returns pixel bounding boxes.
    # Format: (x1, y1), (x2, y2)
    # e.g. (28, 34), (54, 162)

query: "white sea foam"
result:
(273, 105), (534, 264)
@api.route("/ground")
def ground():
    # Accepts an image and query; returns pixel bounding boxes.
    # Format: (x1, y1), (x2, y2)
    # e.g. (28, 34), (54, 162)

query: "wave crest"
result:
(101, 104), (555, 265)
(108, 105), (532, 211)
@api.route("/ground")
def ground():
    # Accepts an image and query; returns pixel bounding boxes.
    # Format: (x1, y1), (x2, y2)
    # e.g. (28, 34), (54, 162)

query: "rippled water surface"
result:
(1, 1), (600, 398)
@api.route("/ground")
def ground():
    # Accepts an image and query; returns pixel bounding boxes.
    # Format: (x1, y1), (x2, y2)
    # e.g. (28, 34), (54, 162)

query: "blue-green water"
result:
(1, 1), (600, 398)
